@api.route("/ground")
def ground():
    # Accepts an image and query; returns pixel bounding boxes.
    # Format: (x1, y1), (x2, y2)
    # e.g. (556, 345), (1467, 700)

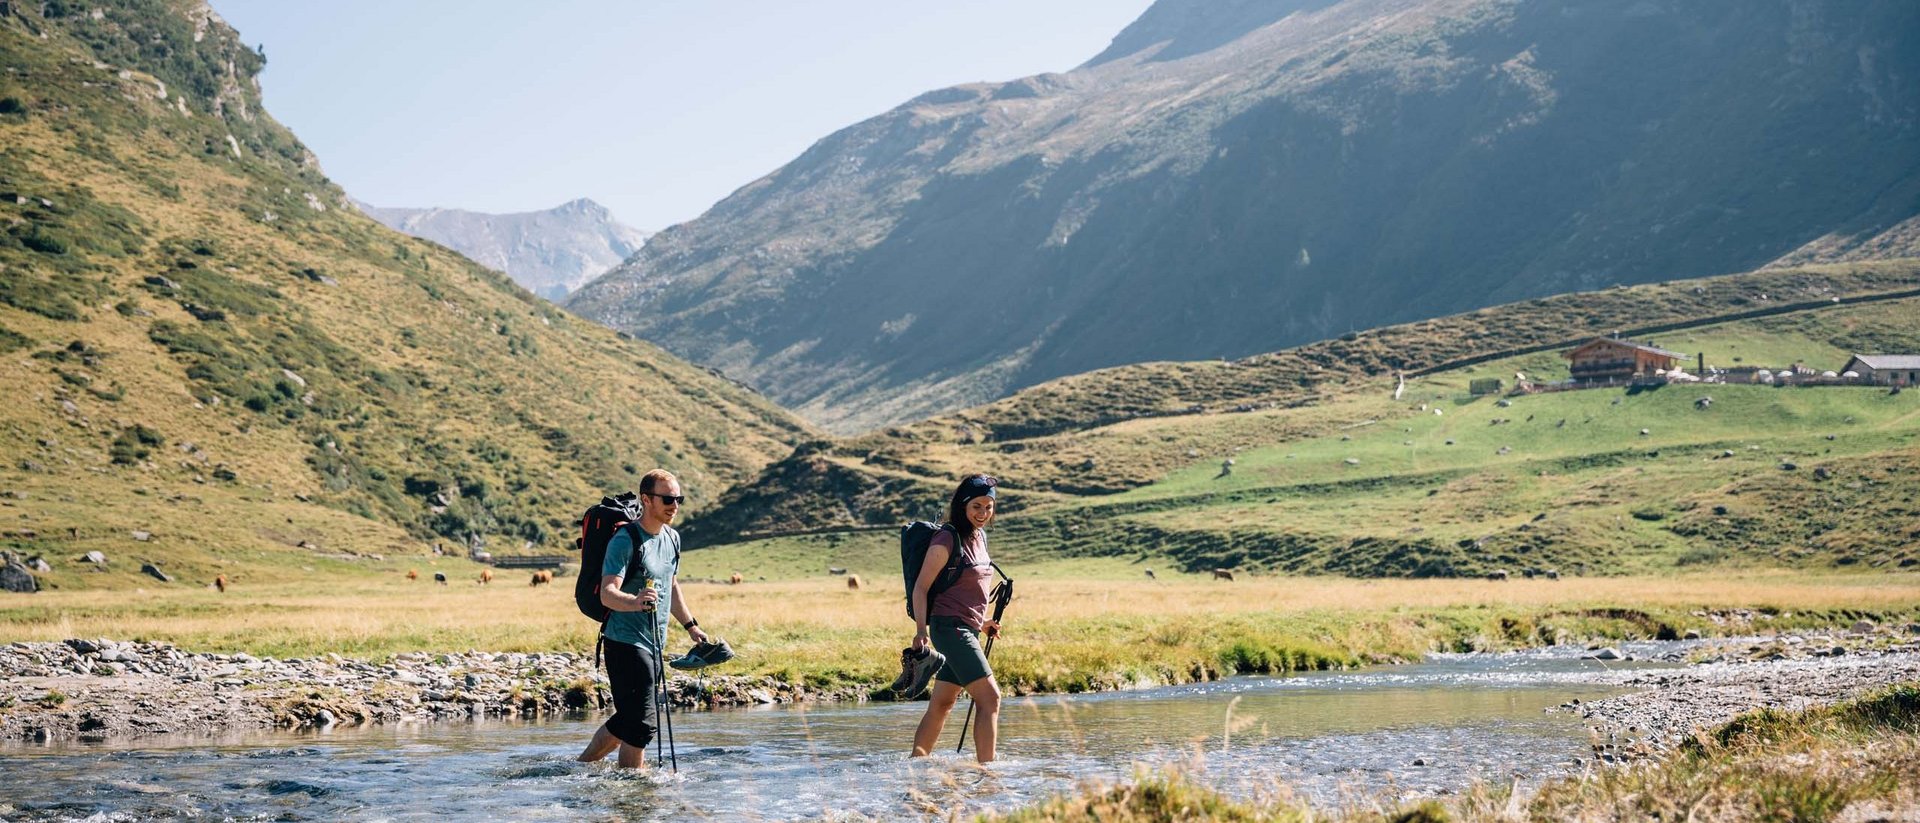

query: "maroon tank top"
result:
(929, 529), (992, 631)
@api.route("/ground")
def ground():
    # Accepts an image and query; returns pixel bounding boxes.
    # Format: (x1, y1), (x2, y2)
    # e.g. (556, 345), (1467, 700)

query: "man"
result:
(577, 469), (710, 768)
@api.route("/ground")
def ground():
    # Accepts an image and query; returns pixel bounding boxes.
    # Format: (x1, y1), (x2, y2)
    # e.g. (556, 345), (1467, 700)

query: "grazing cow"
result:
(827, 567), (848, 575)
(846, 575), (862, 591)
(478, 568), (494, 585)
(1144, 568), (1156, 580)
(433, 572), (448, 585)
(1486, 569), (1511, 581)
(729, 573), (743, 585)
(1212, 569), (1235, 581)
(405, 569), (418, 581)
(214, 574), (227, 593)
(529, 570), (552, 586)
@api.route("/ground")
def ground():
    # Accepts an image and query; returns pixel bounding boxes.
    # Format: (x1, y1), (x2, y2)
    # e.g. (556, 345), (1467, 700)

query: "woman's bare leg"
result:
(961, 676), (1002, 764)
(910, 681), (962, 756)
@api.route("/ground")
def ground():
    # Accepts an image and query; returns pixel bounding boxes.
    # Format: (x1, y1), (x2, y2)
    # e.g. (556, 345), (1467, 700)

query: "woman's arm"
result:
(909, 541), (951, 650)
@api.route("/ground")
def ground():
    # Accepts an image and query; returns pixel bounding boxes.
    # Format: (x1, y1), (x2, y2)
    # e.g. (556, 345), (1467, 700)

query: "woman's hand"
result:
(981, 619), (1001, 640)
(911, 628), (930, 653)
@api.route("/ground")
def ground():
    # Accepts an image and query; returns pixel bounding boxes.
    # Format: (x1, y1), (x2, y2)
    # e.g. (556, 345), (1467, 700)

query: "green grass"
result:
(986, 684), (1920, 822)
(694, 291), (1920, 579)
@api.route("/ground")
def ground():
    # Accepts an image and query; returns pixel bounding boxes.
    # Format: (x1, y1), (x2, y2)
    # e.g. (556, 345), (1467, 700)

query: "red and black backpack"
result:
(574, 494), (642, 622)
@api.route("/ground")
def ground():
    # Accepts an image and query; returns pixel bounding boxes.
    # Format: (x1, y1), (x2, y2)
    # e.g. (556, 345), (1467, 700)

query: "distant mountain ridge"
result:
(357, 198), (648, 300)
(567, 0), (1920, 434)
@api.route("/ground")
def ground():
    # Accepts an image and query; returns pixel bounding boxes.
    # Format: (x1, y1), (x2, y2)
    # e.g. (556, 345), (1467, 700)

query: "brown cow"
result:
(1212, 569), (1235, 581)
(846, 574), (862, 591)
(478, 568), (494, 585)
(214, 574), (227, 593)
(729, 573), (743, 585)
(529, 570), (552, 586)
(405, 569), (418, 582)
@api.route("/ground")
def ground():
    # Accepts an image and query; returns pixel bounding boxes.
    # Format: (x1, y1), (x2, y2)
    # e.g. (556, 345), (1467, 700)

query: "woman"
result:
(908, 474), (1003, 763)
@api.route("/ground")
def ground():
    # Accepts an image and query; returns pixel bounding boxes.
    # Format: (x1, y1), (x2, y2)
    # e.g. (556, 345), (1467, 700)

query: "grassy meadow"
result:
(4, 569), (1914, 695)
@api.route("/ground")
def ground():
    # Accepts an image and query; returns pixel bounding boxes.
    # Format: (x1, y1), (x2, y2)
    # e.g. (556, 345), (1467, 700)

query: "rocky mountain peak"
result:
(357, 199), (649, 301)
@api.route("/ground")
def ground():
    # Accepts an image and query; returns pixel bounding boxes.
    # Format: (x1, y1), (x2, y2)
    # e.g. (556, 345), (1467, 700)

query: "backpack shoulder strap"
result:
(941, 524), (966, 567)
(618, 522), (646, 580)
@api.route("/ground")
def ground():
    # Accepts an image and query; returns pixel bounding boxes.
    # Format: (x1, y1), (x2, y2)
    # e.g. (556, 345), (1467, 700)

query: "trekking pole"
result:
(655, 616), (678, 772)
(957, 564), (1014, 753)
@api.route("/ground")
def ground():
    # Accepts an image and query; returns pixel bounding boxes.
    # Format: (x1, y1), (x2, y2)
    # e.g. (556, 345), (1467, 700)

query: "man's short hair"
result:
(639, 469), (678, 495)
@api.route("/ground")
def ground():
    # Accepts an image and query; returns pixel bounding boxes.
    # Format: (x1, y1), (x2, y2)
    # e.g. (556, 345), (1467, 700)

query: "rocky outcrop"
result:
(0, 551), (38, 593)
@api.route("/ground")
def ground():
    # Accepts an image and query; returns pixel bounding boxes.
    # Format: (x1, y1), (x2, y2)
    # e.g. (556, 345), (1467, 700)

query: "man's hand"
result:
(687, 625), (710, 645)
(911, 629), (930, 653)
(636, 587), (660, 610)
(981, 619), (1001, 640)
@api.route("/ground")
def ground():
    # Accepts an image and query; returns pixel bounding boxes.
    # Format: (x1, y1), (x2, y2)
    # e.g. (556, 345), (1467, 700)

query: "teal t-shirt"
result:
(600, 523), (679, 654)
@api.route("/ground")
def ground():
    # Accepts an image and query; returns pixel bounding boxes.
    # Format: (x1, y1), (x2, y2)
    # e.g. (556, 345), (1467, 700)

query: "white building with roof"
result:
(1839, 355), (1920, 386)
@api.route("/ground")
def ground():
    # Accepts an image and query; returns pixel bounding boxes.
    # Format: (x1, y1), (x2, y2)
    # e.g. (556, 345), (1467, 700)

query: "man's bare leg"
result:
(616, 742), (646, 769)
(578, 722), (619, 762)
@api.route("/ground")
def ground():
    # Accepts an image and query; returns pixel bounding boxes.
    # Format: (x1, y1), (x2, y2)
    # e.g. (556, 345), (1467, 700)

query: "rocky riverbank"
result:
(8, 621), (1919, 748)
(1564, 620), (1920, 760)
(0, 639), (871, 744)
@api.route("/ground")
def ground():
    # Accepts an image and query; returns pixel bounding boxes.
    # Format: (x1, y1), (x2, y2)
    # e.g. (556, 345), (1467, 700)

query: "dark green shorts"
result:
(929, 615), (992, 686)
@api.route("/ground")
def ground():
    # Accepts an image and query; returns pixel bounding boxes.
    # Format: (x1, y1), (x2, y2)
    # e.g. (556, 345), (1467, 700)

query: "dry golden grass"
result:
(7, 572), (1914, 692)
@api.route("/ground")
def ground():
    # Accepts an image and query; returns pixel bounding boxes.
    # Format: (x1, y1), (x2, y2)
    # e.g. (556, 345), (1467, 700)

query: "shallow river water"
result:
(0, 642), (1688, 821)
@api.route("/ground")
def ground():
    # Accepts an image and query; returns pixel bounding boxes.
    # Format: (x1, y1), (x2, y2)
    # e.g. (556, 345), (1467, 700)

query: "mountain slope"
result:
(357, 198), (648, 301)
(681, 261), (1920, 580)
(568, 0), (1920, 433)
(0, 0), (810, 588)
(679, 259), (1920, 544)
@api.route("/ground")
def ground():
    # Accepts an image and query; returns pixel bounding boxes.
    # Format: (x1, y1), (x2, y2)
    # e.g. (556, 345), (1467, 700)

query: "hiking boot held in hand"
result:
(889, 646), (945, 698)
(669, 638), (736, 671)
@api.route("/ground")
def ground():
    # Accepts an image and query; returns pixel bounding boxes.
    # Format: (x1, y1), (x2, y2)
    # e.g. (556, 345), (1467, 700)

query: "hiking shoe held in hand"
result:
(669, 638), (736, 671)
(889, 647), (945, 698)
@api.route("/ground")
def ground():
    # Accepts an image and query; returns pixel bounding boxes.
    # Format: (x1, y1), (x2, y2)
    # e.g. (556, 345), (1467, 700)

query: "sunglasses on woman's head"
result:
(648, 493), (685, 506)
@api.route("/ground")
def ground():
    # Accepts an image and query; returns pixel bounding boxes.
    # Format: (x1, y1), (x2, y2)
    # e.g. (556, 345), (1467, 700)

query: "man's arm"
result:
(598, 531), (656, 613)
(601, 574), (656, 612)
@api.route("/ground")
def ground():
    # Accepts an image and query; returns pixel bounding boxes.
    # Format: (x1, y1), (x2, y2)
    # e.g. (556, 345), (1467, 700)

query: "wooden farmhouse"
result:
(1563, 337), (1685, 382)
(1840, 355), (1920, 386)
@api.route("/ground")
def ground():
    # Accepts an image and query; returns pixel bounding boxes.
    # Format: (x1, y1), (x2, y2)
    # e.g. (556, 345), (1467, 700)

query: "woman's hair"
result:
(945, 474), (997, 545)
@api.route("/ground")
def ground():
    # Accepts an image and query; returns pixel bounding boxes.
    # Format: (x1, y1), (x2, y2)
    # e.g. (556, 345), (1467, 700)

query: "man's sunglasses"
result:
(647, 493), (685, 506)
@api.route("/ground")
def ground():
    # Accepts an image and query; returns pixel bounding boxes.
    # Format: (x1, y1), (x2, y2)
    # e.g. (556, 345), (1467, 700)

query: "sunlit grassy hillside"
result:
(688, 288), (1920, 579)
(0, 1), (811, 590)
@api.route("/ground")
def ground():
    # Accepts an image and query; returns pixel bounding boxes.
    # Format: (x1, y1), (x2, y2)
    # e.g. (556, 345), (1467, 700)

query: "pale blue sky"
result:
(210, 1), (1155, 231)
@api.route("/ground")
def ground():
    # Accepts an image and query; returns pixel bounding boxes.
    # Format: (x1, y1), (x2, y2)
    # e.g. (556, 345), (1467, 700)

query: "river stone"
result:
(1584, 647), (1625, 661)
(131, 531), (151, 542)
(83, 551), (106, 564)
(1850, 619), (1876, 634)
(1682, 630), (1702, 640)
(140, 563), (172, 583)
